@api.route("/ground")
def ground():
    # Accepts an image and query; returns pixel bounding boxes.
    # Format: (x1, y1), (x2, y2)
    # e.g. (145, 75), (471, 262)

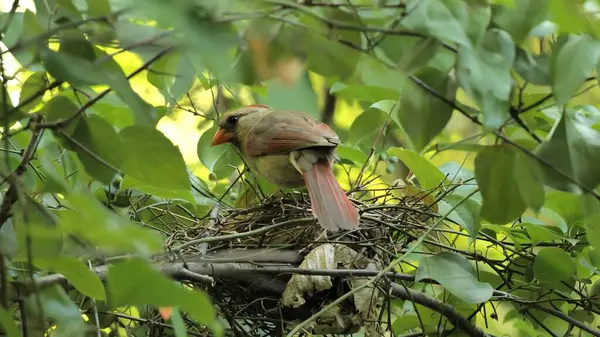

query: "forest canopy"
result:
(1, 0), (600, 336)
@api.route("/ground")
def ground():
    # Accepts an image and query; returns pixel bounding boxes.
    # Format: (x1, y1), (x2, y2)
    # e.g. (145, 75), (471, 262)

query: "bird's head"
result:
(211, 104), (271, 147)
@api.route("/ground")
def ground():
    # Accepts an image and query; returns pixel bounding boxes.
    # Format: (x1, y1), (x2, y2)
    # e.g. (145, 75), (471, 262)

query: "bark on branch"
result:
(3, 252), (486, 337)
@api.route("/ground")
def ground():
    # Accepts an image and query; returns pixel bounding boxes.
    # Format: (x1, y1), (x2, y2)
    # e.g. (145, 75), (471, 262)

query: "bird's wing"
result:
(244, 110), (339, 156)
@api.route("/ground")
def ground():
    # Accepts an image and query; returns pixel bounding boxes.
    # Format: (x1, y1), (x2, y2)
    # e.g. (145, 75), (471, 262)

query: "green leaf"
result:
(380, 35), (440, 71)
(387, 148), (446, 190)
(392, 315), (420, 335)
(440, 194), (481, 238)
(357, 56), (407, 93)
(147, 52), (195, 104)
(107, 258), (222, 334)
(0, 220), (17, 257)
(535, 109), (600, 192)
(12, 199), (63, 260)
(197, 123), (242, 178)
(0, 12), (24, 49)
(460, 4), (492, 46)
(54, 0), (83, 21)
(551, 34), (600, 106)
(39, 151), (71, 194)
(416, 251), (493, 303)
(259, 71), (319, 118)
(25, 284), (86, 337)
(40, 48), (102, 86)
(34, 256), (106, 300)
(529, 21), (558, 37)
(71, 115), (123, 184)
(349, 108), (387, 149)
(40, 95), (81, 136)
(58, 28), (96, 61)
(522, 206), (569, 233)
(120, 126), (194, 204)
(97, 51), (159, 126)
(134, 0), (238, 79)
(293, 14), (361, 78)
(40, 48), (156, 126)
(514, 47), (551, 85)
(336, 145), (368, 166)
(513, 151), (545, 212)
(19, 71), (48, 112)
(548, 0), (587, 34)
(0, 83), (22, 124)
(58, 192), (163, 255)
(428, 142), (487, 153)
(0, 308), (20, 337)
(533, 247), (575, 285)
(92, 93), (135, 128)
(329, 82), (398, 102)
(474, 146), (526, 224)
(401, 0), (471, 47)
(171, 308), (188, 337)
(584, 197), (600, 251)
(396, 37), (443, 74)
(520, 223), (564, 245)
(369, 99), (397, 125)
(399, 68), (457, 151)
(492, 0), (549, 44)
(544, 190), (585, 227)
(11, 10), (44, 66)
(456, 29), (515, 129)
(25, 285), (86, 337)
(86, 0), (111, 17)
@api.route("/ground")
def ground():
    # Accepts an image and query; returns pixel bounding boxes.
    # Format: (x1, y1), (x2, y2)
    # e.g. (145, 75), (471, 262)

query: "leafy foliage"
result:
(0, 0), (599, 336)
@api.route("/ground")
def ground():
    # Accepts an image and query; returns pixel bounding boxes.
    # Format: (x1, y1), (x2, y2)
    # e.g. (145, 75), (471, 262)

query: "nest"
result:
(162, 187), (437, 337)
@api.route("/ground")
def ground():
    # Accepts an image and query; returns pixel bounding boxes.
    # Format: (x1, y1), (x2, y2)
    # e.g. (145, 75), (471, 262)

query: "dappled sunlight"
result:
(2, 0), (600, 336)
(156, 109), (203, 166)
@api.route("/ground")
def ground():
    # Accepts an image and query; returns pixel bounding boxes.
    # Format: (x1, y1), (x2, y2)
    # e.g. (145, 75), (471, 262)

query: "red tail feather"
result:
(302, 160), (359, 231)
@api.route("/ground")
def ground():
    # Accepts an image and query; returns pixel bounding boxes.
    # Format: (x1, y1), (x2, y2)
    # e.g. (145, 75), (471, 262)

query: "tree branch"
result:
(1, 10), (129, 56)
(0, 121), (43, 230)
(408, 75), (600, 201)
(390, 283), (485, 337)
(36, 47), (175, 130)
(321, 85), (336, 125)
(4, 253), (599, 336)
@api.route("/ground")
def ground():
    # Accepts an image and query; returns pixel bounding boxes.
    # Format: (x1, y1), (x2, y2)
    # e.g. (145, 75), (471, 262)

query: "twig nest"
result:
(183, 192), (434, 336)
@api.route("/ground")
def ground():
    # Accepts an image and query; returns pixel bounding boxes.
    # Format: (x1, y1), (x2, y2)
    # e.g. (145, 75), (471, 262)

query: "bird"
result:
(210, 104), (360, 232)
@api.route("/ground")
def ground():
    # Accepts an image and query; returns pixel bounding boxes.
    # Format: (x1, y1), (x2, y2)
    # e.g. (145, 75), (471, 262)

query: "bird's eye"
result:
(226, 115), (240, 126)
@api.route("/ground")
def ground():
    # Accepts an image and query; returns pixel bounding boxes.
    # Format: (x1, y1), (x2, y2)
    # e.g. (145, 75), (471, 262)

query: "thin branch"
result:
(171, 218), (315, 253)
(0, 0), (20, 36)
(0, 122), (43, 230)
(390, 283), (484, 337)
(4, 249), (597, 336)
(197, 205), (221, 254)
(97, 311), (209, 337)
(4, 81), (63, 124)
(408, 75), (600, 201)
(0, 255), (6, 308)
(1, 10), (129, 56)
(262, 0), (457, 52)
(522, 302), (600, 337)
(37, 47), (175, 130)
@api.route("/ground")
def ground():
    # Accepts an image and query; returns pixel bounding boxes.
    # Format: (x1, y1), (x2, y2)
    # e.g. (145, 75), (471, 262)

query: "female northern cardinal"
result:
(211, 104), (360, 232)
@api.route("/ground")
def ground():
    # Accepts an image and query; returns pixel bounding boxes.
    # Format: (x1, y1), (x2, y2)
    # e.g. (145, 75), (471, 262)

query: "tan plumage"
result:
(211, 105), (359, 231)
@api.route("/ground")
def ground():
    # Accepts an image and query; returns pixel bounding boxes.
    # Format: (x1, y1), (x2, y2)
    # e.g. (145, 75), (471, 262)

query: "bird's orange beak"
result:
(211, 128), (233, 146)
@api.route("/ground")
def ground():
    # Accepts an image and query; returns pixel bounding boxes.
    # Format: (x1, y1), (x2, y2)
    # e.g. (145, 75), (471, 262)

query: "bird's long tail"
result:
(302, 159), (359, 231)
